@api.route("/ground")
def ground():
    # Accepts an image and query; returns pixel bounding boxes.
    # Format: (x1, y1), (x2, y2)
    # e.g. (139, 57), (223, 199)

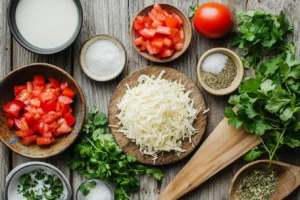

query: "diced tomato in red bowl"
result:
(0, 63), (86, 158)
(130, 3), (192, 63)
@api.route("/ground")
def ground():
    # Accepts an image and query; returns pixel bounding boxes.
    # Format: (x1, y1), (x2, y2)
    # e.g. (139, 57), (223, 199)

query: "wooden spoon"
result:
(229, 160), (300, 200)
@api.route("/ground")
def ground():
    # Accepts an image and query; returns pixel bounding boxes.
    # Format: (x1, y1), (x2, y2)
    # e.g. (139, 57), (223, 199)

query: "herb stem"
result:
(269, 129), (286, 168)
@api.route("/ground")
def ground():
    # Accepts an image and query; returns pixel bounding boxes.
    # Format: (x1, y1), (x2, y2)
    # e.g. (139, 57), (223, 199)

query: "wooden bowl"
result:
(130, 3), (192, 63)
(108, 66), (207, 165)
(197, 48), (244, 96)
(0, 63), (86, 158)
(229, 160), (300, 200)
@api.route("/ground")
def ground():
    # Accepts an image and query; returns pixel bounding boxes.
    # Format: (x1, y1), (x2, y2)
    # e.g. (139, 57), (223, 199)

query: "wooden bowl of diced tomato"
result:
(130, 3), (192, 63)
(0, 63), (86, 158)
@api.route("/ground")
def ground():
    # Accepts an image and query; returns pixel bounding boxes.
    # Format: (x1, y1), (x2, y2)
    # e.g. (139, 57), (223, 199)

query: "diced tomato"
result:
(172, 13), (183, 25)
(164, 38), (172, 47)
(169, 28), (179, 38)
(41, 100), (57, 113)
(63, 113), (76, 126)
(56, 122), (73, 136)
(145, 40), (161, 55)
(3, 100), (24, 117)
(43, 112), (59, 124)
(60, 81), (68, 91)
(49, 121), (59, 130)
(134, 19), (144, 30)
(162, 9), (172, 17)
(148, 12), (156, 21)
(26, 82), (33, 93)
(33, 75), (45, 86)
(37, 137), (53, 145)
(154, 3), (163, 12)
(16, 130), (29, 138)
(14, 85), (26, 96)
(174, 42), (184, 51)
(179, 28), (184, 40)
(61, 103), (71, 114)
(156, 26), (171, 35)
(30, 98), (41, 107)
(172, 34), (183, 44)
(152, 19), (162, 28)
(151, 37), (165, 48)
(62, 87), (76, 99)
(134, 37), (144, 46)
(159, 48), (174, 57)
(58, 96), (73, 105)
(7, 118), (14, 129)
(166, 17), (178, 28)
(14, 117), (29, 132)
(32, 86), (42, 98)
(139, 28), (156, 38)
(21, 135), (38, 146)
(23, 112), (33, 124)
(15, 90), (31, 102)
(49, 78), (60, 88)
(42, 131), (52, 138)
(40, 92), (54, 102)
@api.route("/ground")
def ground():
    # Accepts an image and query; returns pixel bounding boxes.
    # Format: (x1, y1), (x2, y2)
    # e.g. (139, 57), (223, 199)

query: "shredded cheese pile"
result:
(115, 70), (199, 161)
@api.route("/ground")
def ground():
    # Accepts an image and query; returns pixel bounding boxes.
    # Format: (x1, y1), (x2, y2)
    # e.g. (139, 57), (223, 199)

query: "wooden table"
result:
(1, 0), (300, 199)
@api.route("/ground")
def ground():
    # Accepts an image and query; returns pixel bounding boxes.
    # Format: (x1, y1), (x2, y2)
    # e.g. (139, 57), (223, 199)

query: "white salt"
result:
(201, 53), (228, 73)
(84, 181), (113, 200)
(85, 40), (124, 80)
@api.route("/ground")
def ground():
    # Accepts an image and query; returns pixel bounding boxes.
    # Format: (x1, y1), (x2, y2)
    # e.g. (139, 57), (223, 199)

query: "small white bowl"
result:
(5, 162), (72, 200)
(79, 34), (127, 82)
(76, 179), (114, 200)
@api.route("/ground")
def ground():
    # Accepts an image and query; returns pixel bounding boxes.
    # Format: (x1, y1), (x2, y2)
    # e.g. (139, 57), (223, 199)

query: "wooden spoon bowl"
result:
(130, 3), (192, 63)
(0, 63), (86, 158)
(229, 160), (300, 200)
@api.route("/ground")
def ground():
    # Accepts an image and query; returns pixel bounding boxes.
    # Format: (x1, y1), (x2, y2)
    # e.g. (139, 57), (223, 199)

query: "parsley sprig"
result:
(226, 37), (300, 164)
(18, 169), (64, 200)
(68, 108), (164, 200)
(231, 10), (293, 68)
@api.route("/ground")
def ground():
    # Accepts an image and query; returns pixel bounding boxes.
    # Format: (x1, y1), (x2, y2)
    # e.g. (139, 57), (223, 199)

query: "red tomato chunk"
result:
(2, 75), (76, 146)
(133, 3), (185, 58)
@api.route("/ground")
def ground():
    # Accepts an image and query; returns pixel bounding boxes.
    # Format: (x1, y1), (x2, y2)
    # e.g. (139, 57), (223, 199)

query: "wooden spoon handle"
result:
(156, 118), (261, 200)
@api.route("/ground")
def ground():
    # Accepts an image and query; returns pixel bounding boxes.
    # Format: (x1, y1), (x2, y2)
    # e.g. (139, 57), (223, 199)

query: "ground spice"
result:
(236, 170), (278, 200)
(201, 57), (237, 90)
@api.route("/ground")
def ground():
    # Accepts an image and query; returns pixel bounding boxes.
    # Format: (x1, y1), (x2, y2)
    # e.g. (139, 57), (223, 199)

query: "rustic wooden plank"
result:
(71, 0), (130, 198)
(0, 0), (12, 199)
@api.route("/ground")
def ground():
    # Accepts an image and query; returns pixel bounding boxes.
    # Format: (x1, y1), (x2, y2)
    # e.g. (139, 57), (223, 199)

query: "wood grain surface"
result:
(108, 66), (207, 165)
(1, 0), (300, 200)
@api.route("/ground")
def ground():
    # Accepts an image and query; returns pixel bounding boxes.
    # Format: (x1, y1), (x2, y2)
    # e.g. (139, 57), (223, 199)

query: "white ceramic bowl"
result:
(76, 179), (114, 200)
(4, 162), (72, 200)
(79, 34), (126, 82)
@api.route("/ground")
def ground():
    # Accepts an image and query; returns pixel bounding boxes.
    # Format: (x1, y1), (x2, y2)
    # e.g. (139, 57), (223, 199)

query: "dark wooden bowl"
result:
(0, 63), (86, 158)
(130, 3), (192, 63)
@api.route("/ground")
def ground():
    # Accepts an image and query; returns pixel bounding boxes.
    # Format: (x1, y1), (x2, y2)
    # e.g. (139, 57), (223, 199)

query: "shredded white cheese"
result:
(115, 70), (199, 161)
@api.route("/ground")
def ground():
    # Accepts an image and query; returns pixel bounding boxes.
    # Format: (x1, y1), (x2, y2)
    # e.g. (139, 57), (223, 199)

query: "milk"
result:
(15, 0), (79, 49)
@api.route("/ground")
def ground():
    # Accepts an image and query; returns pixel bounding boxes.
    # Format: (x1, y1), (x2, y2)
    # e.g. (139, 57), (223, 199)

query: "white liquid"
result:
(15, 0), (79, 49)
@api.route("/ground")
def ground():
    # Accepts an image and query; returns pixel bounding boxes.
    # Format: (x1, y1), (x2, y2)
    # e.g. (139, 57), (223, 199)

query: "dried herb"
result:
(236, 169), (278, 200)
(201, 57), (237, 90)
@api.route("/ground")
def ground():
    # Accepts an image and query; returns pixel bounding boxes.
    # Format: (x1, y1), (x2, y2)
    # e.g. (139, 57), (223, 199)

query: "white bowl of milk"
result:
(76, 179), (114, 200)
(8, 0), (83, 54)
(4, 161), (72, 200)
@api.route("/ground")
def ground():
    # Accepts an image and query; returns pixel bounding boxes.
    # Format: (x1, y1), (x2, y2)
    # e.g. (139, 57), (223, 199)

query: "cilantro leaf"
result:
(244, 147), (263, 162)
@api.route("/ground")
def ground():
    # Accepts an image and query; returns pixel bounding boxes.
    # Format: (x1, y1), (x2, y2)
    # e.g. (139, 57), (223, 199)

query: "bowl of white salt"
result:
(197, 48), (244, 96)
(79, 34), (127, 82)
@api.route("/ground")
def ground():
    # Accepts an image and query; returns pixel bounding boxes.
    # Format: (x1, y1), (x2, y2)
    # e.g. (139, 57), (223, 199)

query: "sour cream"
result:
(15, 0), (79, 49)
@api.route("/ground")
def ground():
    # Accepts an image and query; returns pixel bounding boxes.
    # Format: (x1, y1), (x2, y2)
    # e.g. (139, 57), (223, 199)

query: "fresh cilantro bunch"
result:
(68, 107), (164, 200)
(225, 44), (300, 163)
(231, 10), (293, 68)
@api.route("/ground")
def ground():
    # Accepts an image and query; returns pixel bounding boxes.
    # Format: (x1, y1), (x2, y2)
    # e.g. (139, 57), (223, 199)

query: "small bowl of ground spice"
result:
(197, 48), (244, 96)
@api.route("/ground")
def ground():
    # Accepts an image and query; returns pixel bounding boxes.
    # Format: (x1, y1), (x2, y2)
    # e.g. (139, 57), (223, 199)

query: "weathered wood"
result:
(0, 0), (12, 198)
(108, 66), (207, 165)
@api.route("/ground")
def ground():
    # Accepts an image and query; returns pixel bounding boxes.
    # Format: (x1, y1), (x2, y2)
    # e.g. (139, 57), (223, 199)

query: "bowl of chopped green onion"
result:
(4, 161), (72, 200)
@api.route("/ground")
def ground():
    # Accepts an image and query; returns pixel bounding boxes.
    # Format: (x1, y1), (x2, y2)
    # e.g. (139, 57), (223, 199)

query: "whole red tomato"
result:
(193, 2), (233, 38)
